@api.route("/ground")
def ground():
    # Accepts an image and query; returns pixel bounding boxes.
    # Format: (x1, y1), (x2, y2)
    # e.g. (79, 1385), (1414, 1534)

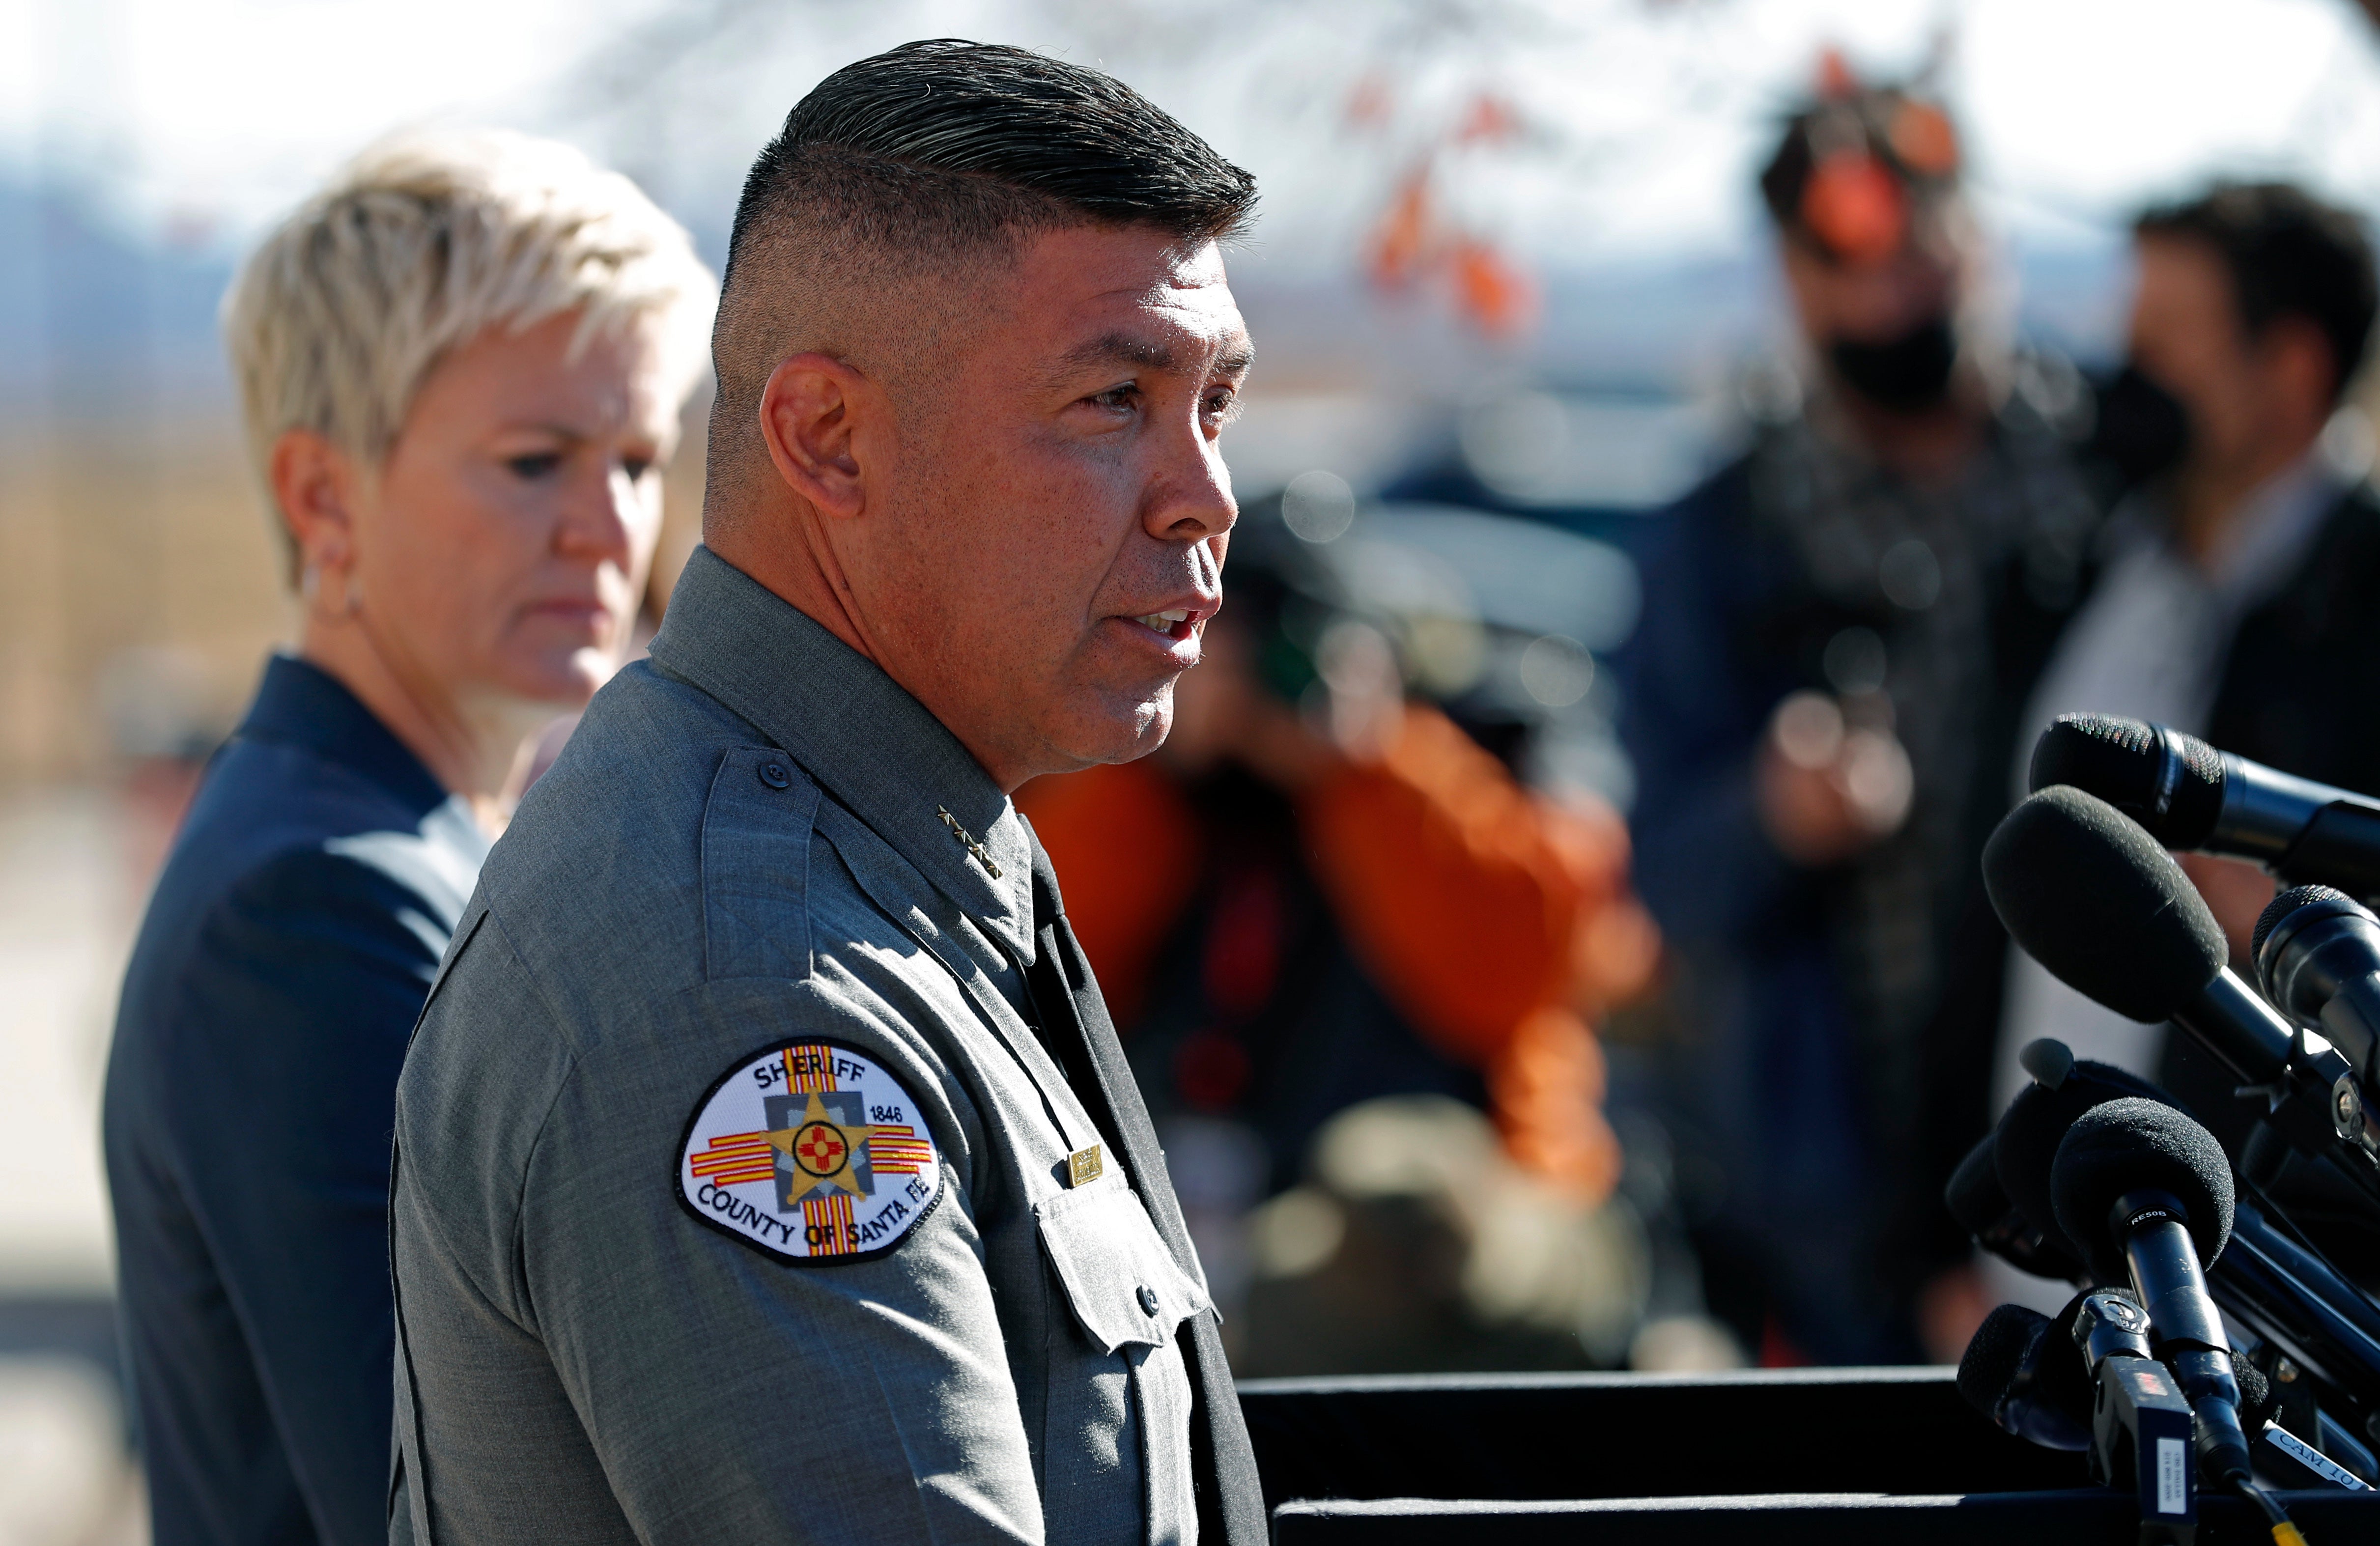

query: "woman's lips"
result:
(522, 599), (610, 633)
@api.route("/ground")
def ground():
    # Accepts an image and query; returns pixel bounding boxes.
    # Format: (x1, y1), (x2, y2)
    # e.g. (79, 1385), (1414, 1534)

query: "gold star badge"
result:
(768, 1091), (879, 1204)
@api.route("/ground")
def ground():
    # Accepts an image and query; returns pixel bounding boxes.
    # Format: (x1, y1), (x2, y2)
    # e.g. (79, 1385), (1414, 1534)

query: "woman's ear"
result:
(757, 353), (876, 520)
(269, 427), (361, 577)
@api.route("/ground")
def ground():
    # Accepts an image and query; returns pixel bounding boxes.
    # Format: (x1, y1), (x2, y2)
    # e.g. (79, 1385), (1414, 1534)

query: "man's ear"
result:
(758, 353), (875, 520)
(267, 427), (359, 577)
(2262, 315), (2339, 432)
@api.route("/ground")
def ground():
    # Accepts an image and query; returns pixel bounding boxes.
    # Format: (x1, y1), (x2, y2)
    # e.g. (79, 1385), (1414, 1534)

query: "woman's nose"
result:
(556, 462), (646, 562)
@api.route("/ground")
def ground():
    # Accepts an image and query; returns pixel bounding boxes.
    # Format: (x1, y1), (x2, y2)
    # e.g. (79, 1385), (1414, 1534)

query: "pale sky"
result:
(4, 0), (2379, 271)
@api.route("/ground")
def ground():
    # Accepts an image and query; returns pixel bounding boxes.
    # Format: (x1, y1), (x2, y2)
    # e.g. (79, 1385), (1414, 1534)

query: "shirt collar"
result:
(647, 545), (1035, 961)
(2201, 447), (2345, 613)
(234, 653), (448, 815)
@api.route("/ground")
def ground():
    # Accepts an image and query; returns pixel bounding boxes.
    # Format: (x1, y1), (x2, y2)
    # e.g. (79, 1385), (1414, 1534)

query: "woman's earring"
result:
(302, 559), (360, 618)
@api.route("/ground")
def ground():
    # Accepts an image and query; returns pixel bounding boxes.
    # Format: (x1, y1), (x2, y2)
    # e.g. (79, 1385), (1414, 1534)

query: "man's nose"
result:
(1140, 412), (1236, 545)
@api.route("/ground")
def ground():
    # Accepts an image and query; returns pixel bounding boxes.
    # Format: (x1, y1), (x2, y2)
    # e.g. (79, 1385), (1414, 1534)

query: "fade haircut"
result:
(2136, 182), (2379, 405)
(707, 39), (1256, 505)
(225, 129), (716, 584)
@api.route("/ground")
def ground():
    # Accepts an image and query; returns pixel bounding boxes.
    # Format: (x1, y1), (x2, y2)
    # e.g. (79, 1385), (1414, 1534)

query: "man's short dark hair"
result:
(724, 40), (1257, 294)
(2136, 182), (2378, 404)
(704, 40), (1257, 512)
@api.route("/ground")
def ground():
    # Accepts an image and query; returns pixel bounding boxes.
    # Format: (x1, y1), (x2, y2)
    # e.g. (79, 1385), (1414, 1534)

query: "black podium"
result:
(1238, 1367), (2380, 1543)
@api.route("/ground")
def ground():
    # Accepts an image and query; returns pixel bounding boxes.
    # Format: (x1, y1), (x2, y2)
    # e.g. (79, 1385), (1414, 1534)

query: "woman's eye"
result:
(507, 452), (563, 480)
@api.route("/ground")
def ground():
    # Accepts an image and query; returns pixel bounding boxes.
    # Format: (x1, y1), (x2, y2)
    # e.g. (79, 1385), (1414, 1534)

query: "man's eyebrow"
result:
(1056, 332), (1179, 376)
(1052, 332), (1257, 381)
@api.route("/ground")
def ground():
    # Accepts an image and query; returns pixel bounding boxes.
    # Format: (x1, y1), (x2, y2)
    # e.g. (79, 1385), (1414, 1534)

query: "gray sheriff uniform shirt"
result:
(390, 548), (1218, 1545)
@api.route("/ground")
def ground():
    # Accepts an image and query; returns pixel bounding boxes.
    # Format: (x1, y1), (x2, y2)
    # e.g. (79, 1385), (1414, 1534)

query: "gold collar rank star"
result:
(936, 805), (1003, 878)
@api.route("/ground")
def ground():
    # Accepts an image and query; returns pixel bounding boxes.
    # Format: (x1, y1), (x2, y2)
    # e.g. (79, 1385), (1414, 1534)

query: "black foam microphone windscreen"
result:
(1958, 1295), (2104, 1450)
(2050, 1097), (2236, 1283)
(2233, 1349), (2275, 1432)
(1983, 786), (2227, 1022)
(1992, 1058), (2172, 1255)
(1957, 1302), (2049, 1417)
(2027, 714), (2225, 847)
(1947, 1133), (2088, 1281)
(1946, 1135), (2003, 1237)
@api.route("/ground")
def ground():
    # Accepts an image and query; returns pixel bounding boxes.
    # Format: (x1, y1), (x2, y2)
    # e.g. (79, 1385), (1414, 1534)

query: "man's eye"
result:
(623, 457), (655, 482)
(507, 452), (563, 480)
(1203, 388), (1243, 424)
(1088, 385), (1139, 414)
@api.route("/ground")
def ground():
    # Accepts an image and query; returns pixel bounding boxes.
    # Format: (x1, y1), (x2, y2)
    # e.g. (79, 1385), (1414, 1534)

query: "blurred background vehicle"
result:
(14, 0), (2380, 1537)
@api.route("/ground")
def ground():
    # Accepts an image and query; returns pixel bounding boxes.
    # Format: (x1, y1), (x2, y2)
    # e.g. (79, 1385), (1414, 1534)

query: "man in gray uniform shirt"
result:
(388, 40), (1265, 1546)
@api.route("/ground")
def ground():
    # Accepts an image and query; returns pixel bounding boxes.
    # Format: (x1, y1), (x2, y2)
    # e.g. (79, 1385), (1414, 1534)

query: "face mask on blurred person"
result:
(2086, 364), (2193, 493)
(1825, 314), (1959, 413)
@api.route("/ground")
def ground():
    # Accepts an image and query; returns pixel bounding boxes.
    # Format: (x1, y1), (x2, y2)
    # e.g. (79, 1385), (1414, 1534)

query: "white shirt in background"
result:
(1994, 437), (2360, 1112)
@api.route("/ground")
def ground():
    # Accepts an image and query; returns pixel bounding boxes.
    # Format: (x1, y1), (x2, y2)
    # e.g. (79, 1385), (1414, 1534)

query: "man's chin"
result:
(1050, 694), (1174, 772)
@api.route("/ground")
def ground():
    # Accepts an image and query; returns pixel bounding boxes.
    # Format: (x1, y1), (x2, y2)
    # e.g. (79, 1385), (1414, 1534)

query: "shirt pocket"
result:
(1034, 1178), (1211, 1352)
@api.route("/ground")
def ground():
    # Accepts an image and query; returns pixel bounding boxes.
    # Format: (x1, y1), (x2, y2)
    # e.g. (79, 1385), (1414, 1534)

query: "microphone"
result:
(1947, 1131), (2086, 1283)
(1983, 787), (2297, 1078)
(1986, 1040), (2174, 1262)
(2031, 713), (2380, 899)
(1975, 1032), (2380, 1478)
(1958, 1302), (2093, 1450)
(1984, 785), (2380, 1207)
(2051, 1098), (2252, 1483)
(2071, 1286), (2156, 1373)
(2255, 885), (2380, 1086)
(1955, 1287), (2292, 1463)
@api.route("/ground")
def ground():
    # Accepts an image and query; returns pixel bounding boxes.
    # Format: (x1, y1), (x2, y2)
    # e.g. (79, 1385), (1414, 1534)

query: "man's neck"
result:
(297, 621), (540, 831)
(710, 508), (881, 671)
(1819, 385), (1988, 486)
(2171, 431), (2323, 567)
(706, 512), (1036, 794)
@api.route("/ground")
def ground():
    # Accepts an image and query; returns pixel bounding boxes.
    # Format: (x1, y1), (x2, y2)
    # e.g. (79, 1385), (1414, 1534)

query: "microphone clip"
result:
(2092, 1354), (2199, 1544)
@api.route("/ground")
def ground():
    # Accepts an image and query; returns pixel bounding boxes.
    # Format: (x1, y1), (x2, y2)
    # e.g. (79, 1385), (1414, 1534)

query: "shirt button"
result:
(1137, 1284), (1160, 1316)
(758, 760), (792, 790)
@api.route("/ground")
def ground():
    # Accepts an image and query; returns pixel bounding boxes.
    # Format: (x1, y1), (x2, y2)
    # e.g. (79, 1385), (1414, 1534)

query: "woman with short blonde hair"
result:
(103, 130), (712, 1546)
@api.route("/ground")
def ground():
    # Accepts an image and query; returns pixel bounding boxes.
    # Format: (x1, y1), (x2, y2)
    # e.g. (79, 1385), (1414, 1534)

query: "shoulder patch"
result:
(677, 1039), (944, 1265)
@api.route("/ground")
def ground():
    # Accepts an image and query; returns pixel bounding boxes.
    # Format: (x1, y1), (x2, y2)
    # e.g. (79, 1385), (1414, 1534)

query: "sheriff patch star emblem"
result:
(678, 1039), (942, 1265)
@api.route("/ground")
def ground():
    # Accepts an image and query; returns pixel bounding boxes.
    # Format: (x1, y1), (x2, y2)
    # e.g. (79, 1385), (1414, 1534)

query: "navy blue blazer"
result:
(103, 656), (489, 1546)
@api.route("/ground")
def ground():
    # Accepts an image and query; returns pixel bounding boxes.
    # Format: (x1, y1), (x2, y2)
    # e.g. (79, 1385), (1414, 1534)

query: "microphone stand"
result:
(2180, 972), (2380, 1216)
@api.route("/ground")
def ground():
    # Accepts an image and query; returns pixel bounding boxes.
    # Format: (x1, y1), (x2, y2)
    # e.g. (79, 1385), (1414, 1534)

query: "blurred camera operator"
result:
(1020, 517), (1657, 1349)
(2004, 183), (2380, 1146)
(1621, 71), (2099, 1364)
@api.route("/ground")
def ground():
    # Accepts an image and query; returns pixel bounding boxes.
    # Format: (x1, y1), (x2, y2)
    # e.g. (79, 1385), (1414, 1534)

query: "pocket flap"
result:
(1035, 1179), (1211, 1355)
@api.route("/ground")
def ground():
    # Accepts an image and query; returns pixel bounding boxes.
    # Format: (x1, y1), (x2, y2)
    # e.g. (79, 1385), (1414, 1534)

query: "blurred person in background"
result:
(1021, 509), (1659, 1368)
(101, 132), (711, 1546)
(1619, 70), (2100, 1366)
(1233, 1095), (1649, 1377)
(2004, 183), (2380, 1158)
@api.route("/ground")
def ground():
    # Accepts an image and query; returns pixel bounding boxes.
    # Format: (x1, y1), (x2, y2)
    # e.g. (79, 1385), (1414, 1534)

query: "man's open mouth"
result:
(1128, 608), (1195, 639)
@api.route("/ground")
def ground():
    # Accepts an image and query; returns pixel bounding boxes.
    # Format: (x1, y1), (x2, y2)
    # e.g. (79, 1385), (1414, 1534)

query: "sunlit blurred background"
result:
(10, 0), (2380, 1535)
